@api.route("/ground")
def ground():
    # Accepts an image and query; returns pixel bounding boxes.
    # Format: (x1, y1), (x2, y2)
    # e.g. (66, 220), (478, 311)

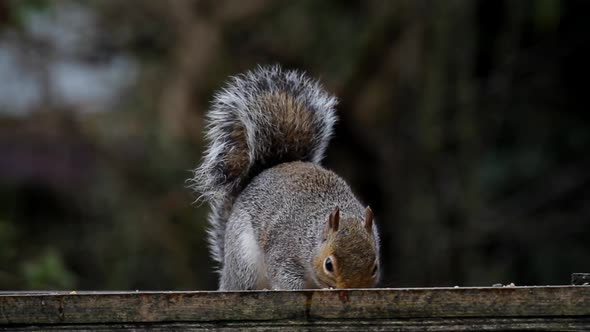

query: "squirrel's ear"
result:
(364, 206), (373, 233)
(328, 207), (340, 232)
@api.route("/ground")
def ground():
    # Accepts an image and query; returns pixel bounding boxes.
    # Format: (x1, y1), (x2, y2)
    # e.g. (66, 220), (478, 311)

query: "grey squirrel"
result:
(191, 65), (380, 290)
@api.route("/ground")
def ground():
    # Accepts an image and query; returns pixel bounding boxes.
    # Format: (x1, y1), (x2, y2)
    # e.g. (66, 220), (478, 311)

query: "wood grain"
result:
(1, 286), (589, 331)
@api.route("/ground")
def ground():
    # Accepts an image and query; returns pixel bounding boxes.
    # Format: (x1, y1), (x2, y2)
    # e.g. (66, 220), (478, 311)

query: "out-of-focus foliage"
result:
(0, 0), (588, 290)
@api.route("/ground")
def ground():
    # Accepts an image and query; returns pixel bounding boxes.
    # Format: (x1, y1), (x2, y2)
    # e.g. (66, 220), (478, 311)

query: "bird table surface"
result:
(0, 286), (589, 331)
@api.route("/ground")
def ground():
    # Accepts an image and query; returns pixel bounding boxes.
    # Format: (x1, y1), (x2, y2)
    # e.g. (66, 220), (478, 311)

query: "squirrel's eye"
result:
(371, 264), (378, 277)
(324, 257), (334, 273)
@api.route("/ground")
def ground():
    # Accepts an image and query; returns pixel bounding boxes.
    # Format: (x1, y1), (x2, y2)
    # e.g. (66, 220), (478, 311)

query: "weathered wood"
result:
(1, 286), (589, 331)
(572, 273), (590, 285)
(2, 318), (590, 332)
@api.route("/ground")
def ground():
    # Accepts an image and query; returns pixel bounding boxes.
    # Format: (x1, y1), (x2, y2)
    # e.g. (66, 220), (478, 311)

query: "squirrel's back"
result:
(239, 160), (366, 231)
(191, 66), (338, 265)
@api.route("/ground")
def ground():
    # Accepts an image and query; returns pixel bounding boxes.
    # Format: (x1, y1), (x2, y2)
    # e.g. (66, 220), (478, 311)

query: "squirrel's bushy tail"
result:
(192, 65), (338, 265)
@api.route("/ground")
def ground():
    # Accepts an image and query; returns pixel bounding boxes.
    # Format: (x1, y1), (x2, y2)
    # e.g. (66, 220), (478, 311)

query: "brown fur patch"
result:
(224, 122), (250, 180)
(259, 92), (316, 161)
(259, 226), (270, 252)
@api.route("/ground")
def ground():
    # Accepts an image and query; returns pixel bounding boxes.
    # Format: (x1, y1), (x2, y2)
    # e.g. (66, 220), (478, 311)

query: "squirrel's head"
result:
(313, 206), (379, 288)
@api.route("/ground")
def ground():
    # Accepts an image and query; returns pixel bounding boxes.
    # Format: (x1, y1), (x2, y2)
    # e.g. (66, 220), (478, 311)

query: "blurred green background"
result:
(0, 0), (588, 290)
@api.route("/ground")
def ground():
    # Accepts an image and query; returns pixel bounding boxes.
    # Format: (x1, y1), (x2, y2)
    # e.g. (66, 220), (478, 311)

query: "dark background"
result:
(0, 0), (588, 290)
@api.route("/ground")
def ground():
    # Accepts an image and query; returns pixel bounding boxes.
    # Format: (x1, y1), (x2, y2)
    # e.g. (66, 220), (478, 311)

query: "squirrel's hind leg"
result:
(218, 215), (266, 290)
(266, 257), (307, 290)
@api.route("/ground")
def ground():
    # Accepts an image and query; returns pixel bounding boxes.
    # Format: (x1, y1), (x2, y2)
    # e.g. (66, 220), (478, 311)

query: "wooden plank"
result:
(0, 287), (589, 331)
(2, 318), (590, 332)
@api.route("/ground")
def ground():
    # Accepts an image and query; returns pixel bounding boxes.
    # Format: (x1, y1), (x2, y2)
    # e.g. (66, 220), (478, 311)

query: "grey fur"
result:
(191, 65), (337, 266)
(191, 66), (379, 289)
(219, 162), (380, 290)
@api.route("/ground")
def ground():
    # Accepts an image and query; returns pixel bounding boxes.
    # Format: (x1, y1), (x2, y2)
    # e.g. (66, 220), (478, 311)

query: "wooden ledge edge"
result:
(0, 286), (589, 326)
